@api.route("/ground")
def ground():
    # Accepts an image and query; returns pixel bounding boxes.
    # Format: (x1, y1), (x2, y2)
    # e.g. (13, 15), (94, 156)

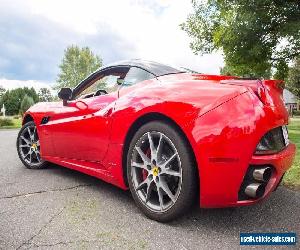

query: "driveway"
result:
(0, 129), (299, 249)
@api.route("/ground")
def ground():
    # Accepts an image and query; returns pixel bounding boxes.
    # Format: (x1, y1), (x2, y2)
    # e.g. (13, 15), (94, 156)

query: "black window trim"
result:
(71, 66), (130, 100)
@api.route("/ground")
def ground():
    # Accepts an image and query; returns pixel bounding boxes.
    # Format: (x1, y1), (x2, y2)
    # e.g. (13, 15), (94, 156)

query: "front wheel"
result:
(127, 121), (197, 222)
(17, 121), (48, 169)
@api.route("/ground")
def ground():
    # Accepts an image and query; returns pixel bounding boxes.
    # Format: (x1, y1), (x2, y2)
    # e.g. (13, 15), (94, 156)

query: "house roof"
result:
(283, 89), (298, 104)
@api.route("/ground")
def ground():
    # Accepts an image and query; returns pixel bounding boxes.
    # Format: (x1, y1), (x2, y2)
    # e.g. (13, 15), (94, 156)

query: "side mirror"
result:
(58, 88), (72, 106)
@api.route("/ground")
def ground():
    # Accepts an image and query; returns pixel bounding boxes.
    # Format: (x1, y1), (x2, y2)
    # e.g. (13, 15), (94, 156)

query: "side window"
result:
(76, 67), (129, 99)
(123, 67), (155, 86)
(78, 75), (120, 99)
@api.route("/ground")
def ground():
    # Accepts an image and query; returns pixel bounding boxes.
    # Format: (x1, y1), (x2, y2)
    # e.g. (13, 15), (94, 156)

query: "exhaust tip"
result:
(245, 183), (265, 199)
(253, 167), (272, 182)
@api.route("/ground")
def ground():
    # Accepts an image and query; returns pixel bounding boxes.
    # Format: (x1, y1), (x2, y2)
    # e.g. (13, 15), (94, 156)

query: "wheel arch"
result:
(22, 114), (34, 125)
(122, 112), (199, 191)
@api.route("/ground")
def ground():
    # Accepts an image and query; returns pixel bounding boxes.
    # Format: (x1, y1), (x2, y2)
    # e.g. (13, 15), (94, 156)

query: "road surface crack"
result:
(26, 239), (99, 248)
(0, 184), (93, 200)
(16, 207), (65, 249)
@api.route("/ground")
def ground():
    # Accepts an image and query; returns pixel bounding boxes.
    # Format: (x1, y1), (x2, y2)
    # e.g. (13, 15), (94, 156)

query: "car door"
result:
(46, 66), (129, 163)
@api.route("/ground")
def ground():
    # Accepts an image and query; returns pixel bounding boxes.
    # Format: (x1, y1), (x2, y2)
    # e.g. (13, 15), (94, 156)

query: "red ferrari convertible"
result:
(17, 60), (296, 221)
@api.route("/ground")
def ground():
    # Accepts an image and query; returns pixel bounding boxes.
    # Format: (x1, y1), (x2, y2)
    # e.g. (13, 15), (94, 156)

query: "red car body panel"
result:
(23, 71), (296, 208)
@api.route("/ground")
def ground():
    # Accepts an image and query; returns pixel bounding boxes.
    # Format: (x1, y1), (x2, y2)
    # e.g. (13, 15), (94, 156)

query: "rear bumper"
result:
(198, 143), (296, 208)
(235, 143), (296, 207)
(184, 91), (296, 208)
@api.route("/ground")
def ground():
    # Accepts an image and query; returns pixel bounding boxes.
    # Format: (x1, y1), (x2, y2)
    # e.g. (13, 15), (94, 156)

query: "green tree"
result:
(3, 90), (19, 115)
(56, 45), (102, 89)
(0, 85), (5, 99)
(273, 60), (289, 80)
(287, 58), (300, 98)
(38, 87), (53, 102)
(20, 95), (35, 115)
(181, 0), (300, 78)
(0, 87), (38, 115)
(24, 87), (39, 103)
(0, 91), (10, 113)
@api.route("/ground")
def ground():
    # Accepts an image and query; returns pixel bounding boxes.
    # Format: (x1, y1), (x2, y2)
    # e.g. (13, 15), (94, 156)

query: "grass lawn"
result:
(283, 116), (300, 189)
(0, 117), (22, 129)
(11, 117), (22, 128)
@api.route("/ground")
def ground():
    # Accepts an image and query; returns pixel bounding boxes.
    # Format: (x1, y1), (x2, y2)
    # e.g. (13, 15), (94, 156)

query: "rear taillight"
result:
(255, 126), (288, 155)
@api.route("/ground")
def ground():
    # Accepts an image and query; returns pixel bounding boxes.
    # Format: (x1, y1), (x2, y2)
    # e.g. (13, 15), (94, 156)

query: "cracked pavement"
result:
(0, 129), (299, 249)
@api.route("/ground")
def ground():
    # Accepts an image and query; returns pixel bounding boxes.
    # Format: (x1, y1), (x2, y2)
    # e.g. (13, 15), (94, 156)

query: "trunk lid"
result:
(220, 79), (285, 108)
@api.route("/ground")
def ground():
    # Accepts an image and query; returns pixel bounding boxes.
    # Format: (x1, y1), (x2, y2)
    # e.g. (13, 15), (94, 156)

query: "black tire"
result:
(127, 121), (198, 222)
(17, 121), (48, 169)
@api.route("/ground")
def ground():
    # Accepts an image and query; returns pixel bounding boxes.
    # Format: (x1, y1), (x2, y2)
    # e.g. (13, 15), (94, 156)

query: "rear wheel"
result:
(127, 121), (197, 222)
(17, 121), (48, 169)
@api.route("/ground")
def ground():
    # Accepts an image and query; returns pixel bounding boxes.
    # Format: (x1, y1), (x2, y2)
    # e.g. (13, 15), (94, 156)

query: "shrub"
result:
(20, 95), (34, 115)
(0, 117), (13, 127)
(292, 110), (300, 116)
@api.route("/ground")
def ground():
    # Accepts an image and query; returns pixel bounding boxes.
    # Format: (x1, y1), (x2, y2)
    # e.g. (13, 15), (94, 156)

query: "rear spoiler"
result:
(220, 78), (285, 106)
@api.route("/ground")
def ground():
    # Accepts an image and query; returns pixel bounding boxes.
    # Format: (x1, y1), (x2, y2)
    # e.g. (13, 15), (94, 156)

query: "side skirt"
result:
(42, 155), (127, 190)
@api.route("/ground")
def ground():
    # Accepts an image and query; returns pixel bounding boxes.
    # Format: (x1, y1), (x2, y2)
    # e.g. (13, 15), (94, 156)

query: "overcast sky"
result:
(0, 0), (223, 89)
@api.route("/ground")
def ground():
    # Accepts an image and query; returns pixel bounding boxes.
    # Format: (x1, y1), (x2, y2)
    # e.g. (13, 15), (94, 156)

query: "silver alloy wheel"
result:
(130, 131), (182, 212)
(18, 124), (43, 166)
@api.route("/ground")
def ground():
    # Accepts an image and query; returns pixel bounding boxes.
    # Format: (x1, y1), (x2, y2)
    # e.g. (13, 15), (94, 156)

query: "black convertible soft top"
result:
(104, 59), (185, 77)
(72, 59), (185, 98)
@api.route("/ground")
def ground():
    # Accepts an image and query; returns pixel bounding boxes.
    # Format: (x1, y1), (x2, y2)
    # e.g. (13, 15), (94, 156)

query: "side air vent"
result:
(41, 116), (50, 125)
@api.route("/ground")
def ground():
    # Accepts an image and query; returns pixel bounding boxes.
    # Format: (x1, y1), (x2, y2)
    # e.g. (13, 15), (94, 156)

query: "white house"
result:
(283, 89), (299, 114)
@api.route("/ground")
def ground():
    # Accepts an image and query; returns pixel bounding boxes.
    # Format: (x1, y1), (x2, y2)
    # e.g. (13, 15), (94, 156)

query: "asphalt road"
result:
(0, 130), (299, 250)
